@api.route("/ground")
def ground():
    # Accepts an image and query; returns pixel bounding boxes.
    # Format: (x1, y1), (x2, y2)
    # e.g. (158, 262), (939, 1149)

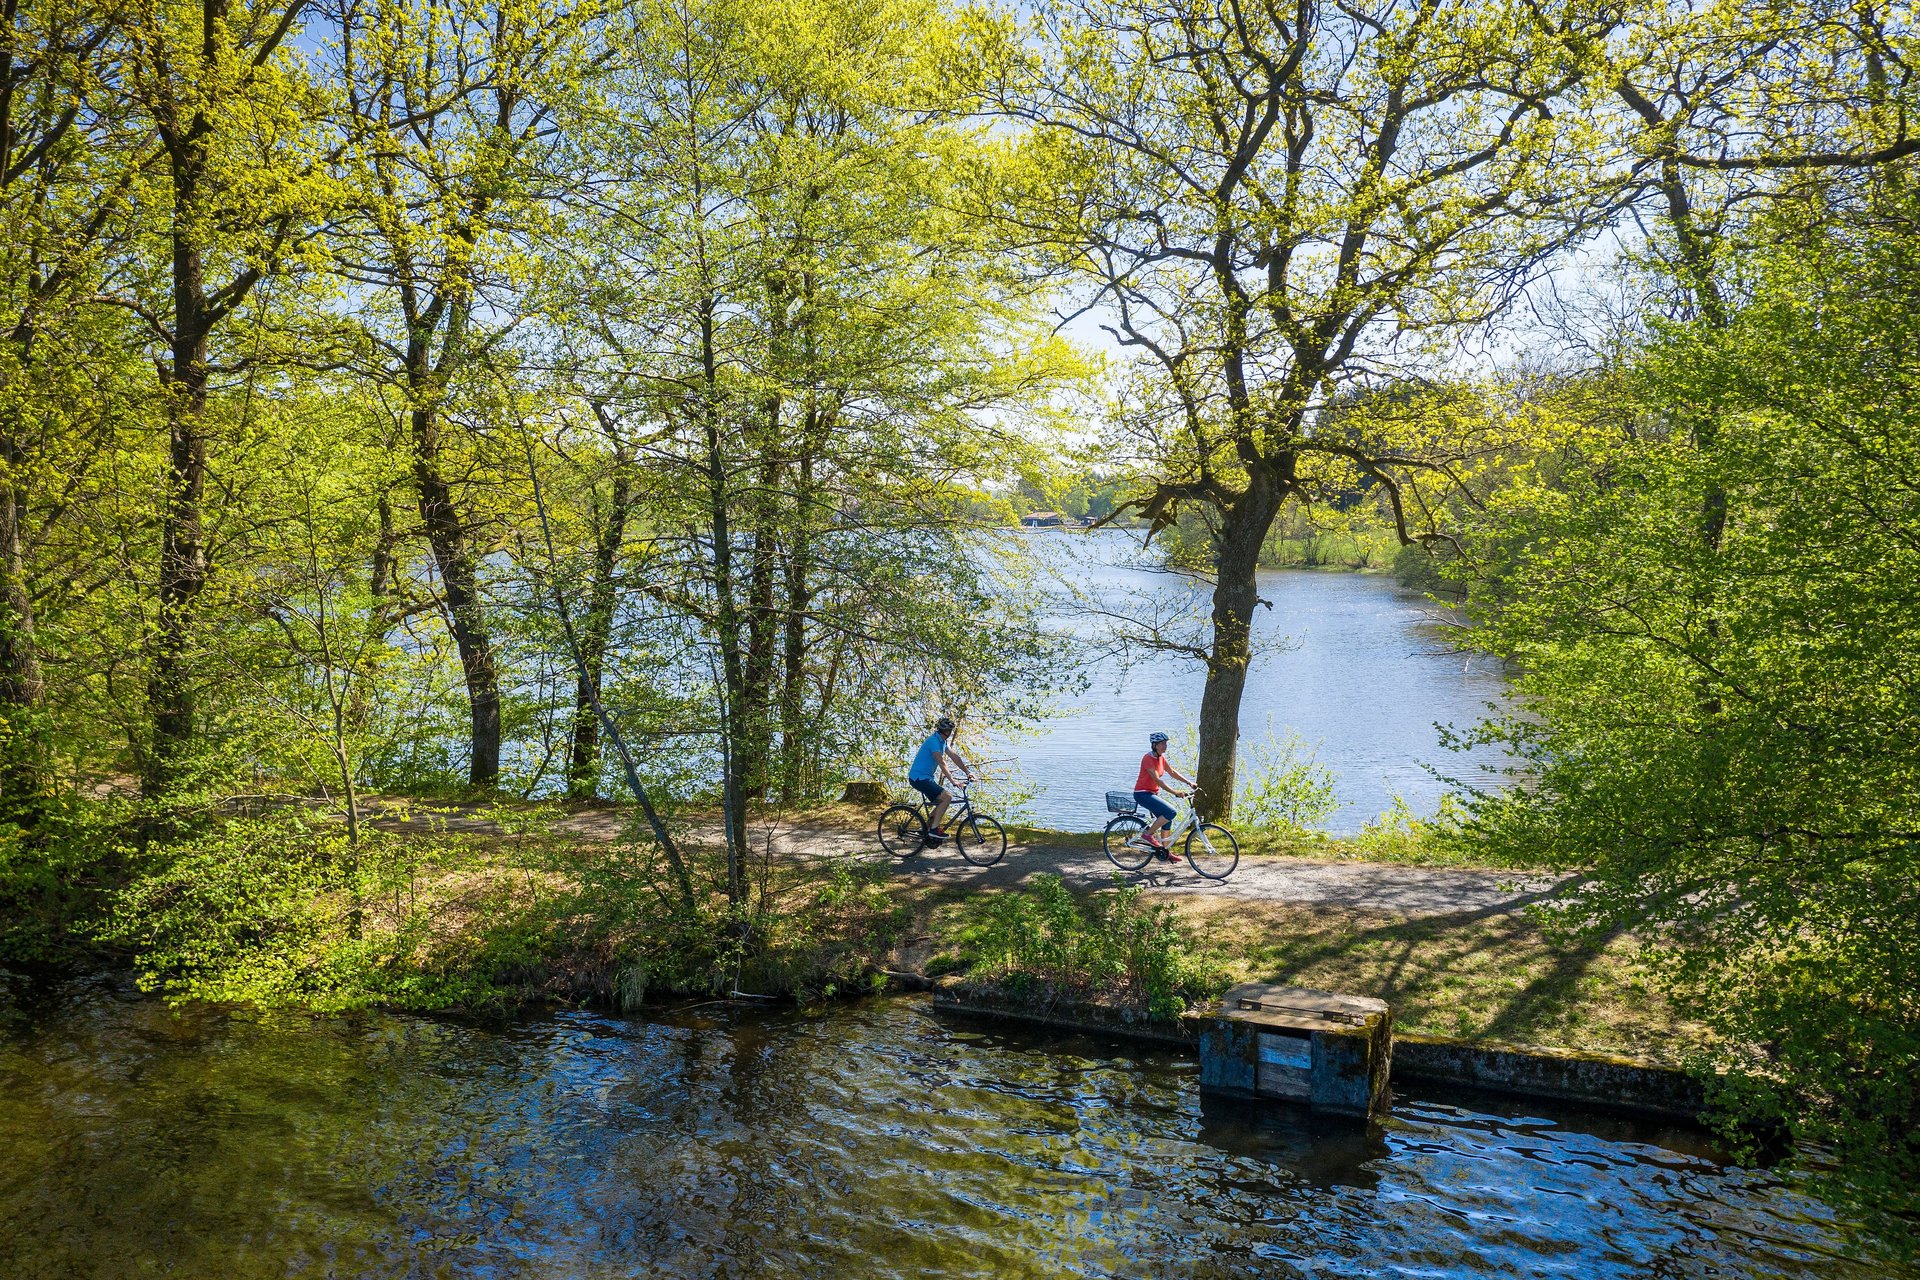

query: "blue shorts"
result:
(910, 777), (945, 804)
(1134, 790), (1175, 822)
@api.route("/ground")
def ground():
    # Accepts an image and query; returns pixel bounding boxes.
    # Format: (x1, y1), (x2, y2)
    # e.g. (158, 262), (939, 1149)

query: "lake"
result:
(987, 530), (1512, 834)
(0, 979), (1896, 1279)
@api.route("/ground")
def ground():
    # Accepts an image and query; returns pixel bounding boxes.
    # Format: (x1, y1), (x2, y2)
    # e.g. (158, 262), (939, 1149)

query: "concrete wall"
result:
(1385, 1034), (1705, 1120)
(931, 990), (1707, 1123)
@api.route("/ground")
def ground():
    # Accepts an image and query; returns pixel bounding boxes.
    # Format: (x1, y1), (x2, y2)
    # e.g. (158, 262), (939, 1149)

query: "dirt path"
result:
(917, 844), (1562, 916)
(378, 801), (1566, 920)
(758, 821), (1558, 916)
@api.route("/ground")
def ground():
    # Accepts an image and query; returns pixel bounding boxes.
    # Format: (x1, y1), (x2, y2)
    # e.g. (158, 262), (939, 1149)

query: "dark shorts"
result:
(1134, 790), (1175, 822)
(910, 777), (946, 804)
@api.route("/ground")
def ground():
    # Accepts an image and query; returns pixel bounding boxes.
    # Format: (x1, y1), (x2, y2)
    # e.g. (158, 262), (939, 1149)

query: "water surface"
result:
(990, 530), (1510, 833)
(0, 979), (1895, 1279)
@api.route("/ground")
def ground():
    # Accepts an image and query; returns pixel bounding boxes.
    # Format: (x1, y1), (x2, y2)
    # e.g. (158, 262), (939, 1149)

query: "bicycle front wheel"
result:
(1184, 822), (1240, 880)
(878, 804), (926, 856)
(956, 815), (1007, 866)
(1103, 814), (1151, 871)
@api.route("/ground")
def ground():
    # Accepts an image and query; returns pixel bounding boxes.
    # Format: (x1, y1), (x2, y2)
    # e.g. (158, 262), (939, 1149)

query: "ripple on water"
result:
(0, 989), (1905, 1279)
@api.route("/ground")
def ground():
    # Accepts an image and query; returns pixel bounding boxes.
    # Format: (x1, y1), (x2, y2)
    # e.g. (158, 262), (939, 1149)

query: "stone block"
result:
(1198, 983), (1392, 1118)
(838, 781), (890, 806)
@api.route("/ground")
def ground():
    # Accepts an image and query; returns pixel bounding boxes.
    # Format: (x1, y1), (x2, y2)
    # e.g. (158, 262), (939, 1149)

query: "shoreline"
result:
(27, 795), (1699, 1085)
(927, 986), (1709, 1123)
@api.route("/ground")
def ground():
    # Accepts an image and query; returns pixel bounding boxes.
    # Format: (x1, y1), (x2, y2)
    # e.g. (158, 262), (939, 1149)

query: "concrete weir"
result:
(1196, 983), (1393, 1118)
(930, 983), (1705, 1123)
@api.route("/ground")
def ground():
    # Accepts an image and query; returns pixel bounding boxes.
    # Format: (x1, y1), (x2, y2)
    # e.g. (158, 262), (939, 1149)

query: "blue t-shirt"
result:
(909, 732), (945, 781)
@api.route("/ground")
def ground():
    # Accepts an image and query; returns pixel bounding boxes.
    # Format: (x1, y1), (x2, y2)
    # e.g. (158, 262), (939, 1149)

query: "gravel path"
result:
(565, 809), (1563, 919)
(365, 798), (1565, 919)
(832, 829), (1553, 917)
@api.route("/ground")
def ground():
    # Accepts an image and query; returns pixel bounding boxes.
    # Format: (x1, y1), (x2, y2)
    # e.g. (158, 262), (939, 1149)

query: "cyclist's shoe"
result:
(923, 828), (949, 846)
(1153, 845), (1181, 863)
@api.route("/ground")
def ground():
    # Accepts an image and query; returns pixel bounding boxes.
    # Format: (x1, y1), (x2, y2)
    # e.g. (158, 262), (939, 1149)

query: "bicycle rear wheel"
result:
(878, 804), (927, 856)
(1184, 822), (1240, 880)
(955, 815), (1007, 866)
(1103, 815), (1152, 871)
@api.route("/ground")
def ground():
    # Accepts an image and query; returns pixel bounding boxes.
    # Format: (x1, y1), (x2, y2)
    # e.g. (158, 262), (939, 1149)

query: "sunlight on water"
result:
(983, 529), (1512, 833)
(0, 983), (1899, 1280)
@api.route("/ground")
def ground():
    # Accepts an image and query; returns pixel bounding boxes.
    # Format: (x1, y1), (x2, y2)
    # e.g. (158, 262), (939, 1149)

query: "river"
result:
(0, 979), (1897, 1279)
(988, 530), (1511, 834)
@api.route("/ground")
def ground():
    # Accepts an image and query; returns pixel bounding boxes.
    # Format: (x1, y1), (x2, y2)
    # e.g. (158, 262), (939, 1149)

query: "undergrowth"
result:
(947, 873), (1228, 1020)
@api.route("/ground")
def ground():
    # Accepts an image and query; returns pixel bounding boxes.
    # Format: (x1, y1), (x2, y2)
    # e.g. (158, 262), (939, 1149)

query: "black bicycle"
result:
(877, 781), (1007, 866)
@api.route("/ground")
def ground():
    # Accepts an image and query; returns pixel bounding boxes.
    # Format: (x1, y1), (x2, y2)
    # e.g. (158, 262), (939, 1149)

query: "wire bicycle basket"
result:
(1105, 791), (1137, 815)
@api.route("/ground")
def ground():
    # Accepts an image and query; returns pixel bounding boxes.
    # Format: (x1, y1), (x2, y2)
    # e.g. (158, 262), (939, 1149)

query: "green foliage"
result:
(0, 797), (134, 965)
(104, 812), (355, 1006)
(956, 873), (1226, 1021)
(1234, 730), (1338, 835)
(1348, 794), (1514, 868)
(1452, 187), (1920, 1247)
(101, 811), (491, 1012)
(1393, 543), (1464, 598)
(1164, 501), (1403, 573)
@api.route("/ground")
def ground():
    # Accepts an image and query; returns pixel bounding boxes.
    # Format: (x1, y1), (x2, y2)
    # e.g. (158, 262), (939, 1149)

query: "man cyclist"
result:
(909, 716), (972, 845)
(1134, 731), (1194, 860)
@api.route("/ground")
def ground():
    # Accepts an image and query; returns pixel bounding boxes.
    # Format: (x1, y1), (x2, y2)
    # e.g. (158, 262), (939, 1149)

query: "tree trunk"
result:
(1644, 148), (1731, 716)
(0, 337), (46, 806)
(410, 401), (499, 788)
(1193, 477), (1285, 819)
(567, 467), (630, 800)
(775, 451), (813, 805)
(146, 241), (210, 794)
(698, 300), (748, 907)
(741, 452), (779, 803)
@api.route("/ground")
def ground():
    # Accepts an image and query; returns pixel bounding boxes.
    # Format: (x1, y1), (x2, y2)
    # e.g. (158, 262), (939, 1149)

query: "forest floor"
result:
(356, 795), (1714, 1066)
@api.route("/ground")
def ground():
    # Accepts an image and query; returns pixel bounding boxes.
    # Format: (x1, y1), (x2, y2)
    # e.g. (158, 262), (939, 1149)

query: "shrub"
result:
(1235, 731), (1338, 835)
(959, 873), (1226, 1020)
(101, 810), (490, 1011)
(0, 796), (135, 965)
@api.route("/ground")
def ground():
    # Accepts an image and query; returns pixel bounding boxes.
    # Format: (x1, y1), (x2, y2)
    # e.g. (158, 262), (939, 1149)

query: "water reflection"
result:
(0, 982), (1902, 1280)
(1194, 1093), (1391, 1190)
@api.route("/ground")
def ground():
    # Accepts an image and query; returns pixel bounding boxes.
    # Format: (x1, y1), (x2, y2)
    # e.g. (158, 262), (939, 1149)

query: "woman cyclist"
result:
(1133, 731), (1194, 860)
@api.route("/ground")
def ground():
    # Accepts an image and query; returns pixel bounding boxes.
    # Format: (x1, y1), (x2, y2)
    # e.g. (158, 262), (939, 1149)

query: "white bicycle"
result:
(1102, 788), (1240, 880)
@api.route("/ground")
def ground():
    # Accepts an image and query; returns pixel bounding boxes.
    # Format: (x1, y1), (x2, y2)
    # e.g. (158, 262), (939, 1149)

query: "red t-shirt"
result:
(1134, 752), (1168, 793)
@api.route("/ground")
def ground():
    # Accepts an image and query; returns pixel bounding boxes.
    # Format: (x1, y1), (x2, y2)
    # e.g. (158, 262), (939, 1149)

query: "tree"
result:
(558, 400), (636, 801)
(1454, 180), (1920, 1252)
(238, 402), (399, 851)
(117, 0), (334, 794)
(992, 0), (1608, 814)
(0, 0), (139, 805)
(327, 0), (602, 788)
(1433, 0), (1920, 1243)
(548, 0), (1071, 903)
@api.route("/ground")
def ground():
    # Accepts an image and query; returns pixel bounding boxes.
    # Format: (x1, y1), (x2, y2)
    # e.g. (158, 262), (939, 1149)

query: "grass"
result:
(985, 818), (1554, 872)
(916, 878), (1703, 1066)
(1174, 898), (1715, 1065)
(1230, 826), (1555, 871)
